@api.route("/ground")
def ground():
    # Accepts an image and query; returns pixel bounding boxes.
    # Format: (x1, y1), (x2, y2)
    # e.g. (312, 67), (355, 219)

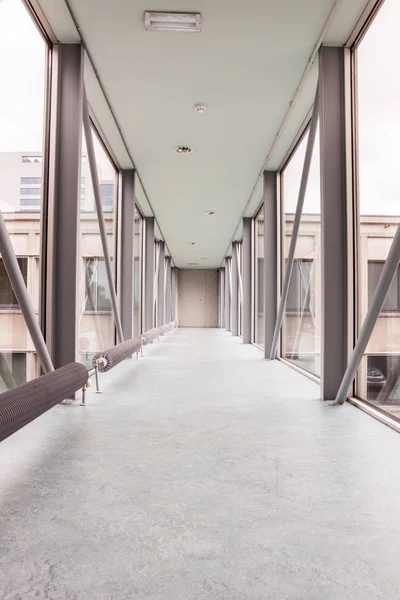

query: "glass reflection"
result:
(356, 0), (400, 417)
(78, 126), (117, 366)
(281, 123), (321, 376)
(0, 0), (47, 388)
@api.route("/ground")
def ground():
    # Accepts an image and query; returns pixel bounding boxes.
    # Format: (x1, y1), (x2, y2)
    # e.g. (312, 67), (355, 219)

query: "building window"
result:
(0, 258), (28, 309)
(20, 187), (41, 195)
(20, 198), (41, 206)
(286, 259), (312, 313)
(22, 156), (42, 163)
(368, 261), (400, 311)
(21, 177), (41, 184)
(99, 183), (114, 211)
(0, 353), (27, 391)
(84, 258), (112, 312)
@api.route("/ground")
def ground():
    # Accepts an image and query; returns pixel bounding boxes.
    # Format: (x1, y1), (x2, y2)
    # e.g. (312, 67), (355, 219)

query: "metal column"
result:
(217, 269), (223, 328)
(171, 267), (178, 322)
(264, 172), (278, 359)
(269, 85), (319, 359)
(165, 256), (172, 323)
(82, 89), (124, 344)
(242, 218), (252, 343)
(45, 44), (83, 369)
(319, 47), (348, 400)
(119, 170), (135, 341)
(144, 217), (155, 331)
(224, 259), (231, 331)
(219, 268), (225, 328)
(231, 243), (239, 336)
(157, 241), (165, 327)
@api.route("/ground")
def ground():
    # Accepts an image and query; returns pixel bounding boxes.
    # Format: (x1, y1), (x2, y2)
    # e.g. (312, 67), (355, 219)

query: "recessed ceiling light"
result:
(204, 211), (215, 215)
(194, 103), (207, 114)
(174, 145), (193, 155)
(144, 12), (202, 32)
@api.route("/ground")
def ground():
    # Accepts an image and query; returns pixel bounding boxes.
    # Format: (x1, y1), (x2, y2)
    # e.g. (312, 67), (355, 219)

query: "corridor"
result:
(1, 329), (400, 599)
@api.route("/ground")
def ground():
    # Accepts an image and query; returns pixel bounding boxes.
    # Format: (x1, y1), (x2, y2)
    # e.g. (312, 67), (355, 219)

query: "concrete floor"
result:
(1, 328), (400, 599)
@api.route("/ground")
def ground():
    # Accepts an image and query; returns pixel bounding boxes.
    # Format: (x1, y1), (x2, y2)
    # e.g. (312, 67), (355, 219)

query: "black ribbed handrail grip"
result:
(0, 362), (88, 443)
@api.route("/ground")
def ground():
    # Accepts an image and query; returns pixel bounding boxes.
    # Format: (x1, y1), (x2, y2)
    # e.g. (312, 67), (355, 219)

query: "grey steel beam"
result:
(82, 89), (124, 344)
(269, 85), (319, 359)
(119, 170), (135, 340)
(319, 46), (349, 400)
(165, 256), (172, 323)
(264, 172), (278, 359)
(0, 213), (54, 373)
(153, 241), (160, 315)
(157, 242), (166, 326)
(242, 218), (252, 343)
(221, 268), (225, 328)
(224, 258), (231, 331)
(236, 243), (243, 321)
(219, 268), (225, 328)
(231, 243), (239, 336)
(335, 223), (400, 404)
(45, 44), (83, 370)
(171, 267), (178, 322)
(144, 217), (155, 331)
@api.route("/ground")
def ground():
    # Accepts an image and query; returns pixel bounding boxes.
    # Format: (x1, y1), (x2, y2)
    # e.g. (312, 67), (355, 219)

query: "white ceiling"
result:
(38, 0), (371, 268)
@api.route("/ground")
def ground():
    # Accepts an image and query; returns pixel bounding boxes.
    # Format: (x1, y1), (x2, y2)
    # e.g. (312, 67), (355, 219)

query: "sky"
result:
(283, 0), (400, 217)
(0, 0), (399, 215)
(0, 0), (115, 181)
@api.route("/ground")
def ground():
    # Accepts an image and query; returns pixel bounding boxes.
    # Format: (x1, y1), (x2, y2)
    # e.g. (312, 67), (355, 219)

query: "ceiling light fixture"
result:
(144, 12), (202, 32)
(187, 241), (196, 245)
(174, 145), (193, 155)
(204, 211), (215, 215)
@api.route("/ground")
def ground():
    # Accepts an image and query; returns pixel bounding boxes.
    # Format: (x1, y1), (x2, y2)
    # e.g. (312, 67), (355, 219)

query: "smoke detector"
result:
(174, 145), (193, 155)
(194, 103), (207, 114)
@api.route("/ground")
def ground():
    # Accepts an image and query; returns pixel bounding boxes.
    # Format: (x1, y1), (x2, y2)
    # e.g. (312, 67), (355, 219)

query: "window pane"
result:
(133, 207), (143, 336)
(356, 0), (400, 417)
(0, 0), (47, 388)
(254, 207), (264, 346)
(281, 122), (321, 376)
(78, 126), (117, 366)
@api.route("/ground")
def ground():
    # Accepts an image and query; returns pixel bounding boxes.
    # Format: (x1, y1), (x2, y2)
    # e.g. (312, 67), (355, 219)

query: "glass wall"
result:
(254, 207), (264, 346)
(238, 242), (243, 337)
(355, 0), (400, 418)
(0, 0), (47, 388)
(133, 206), (143, 336)
(78, 126), (118, 366)
(281, 121), (321, 376)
